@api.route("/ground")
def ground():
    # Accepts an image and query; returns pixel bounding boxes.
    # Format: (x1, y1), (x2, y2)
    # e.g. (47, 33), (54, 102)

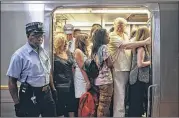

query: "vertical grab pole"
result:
(147, 84), (158, 117)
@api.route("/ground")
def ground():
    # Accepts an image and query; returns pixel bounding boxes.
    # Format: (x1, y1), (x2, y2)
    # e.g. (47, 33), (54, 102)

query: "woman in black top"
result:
(53, 33), (76, 117)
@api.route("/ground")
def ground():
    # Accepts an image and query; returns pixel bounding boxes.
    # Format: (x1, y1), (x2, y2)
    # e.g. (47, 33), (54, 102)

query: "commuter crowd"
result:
(7, 17), (151, 117)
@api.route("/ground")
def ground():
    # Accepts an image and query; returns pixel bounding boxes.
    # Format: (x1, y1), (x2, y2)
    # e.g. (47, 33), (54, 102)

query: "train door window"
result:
(52, 7), (152, 117)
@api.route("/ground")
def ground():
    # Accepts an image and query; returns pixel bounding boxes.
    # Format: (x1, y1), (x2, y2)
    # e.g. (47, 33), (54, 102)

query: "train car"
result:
(1, 0), (178, 117)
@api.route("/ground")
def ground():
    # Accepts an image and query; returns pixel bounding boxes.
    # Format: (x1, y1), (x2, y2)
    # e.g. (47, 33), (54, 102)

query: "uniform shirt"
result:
(108, 32), (132, 72)
(6, 42), (51, 87)
(68, 38), (75, 53)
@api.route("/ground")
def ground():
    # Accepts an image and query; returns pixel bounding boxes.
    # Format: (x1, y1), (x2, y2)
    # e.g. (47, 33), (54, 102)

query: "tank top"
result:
(74, 51), (87, 98)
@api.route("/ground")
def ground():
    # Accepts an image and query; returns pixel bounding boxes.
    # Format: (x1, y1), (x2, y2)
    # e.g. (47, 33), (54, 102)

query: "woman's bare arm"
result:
(137, 47), (151, 68)
(74, 49), (90, 83)
(122, 37), (151, 49)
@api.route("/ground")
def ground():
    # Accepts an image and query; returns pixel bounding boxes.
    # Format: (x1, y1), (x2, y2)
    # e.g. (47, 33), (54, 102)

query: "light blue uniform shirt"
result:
(6, 42), (51, 87)
(68, 38), (75, 53)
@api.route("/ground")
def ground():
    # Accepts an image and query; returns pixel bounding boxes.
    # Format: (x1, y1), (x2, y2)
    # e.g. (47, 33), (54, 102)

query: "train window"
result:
(52, 7), (152, 117)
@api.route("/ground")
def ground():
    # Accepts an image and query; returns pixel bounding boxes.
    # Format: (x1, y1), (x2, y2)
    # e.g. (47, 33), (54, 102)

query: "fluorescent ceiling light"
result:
(66, 22), (99, 27)
(26, 4), (44, 11)
(54, 9), (90, 14)
(60, 21), (148, 27)
(105, 22), (148, 25)
(92, 10), (149, 14)
(22, 1), (45, 3)
(54, 9), (150, 14)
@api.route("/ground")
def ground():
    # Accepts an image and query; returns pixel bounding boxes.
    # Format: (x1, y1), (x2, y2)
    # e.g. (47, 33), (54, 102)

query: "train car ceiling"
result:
(53, 7), (151, 35)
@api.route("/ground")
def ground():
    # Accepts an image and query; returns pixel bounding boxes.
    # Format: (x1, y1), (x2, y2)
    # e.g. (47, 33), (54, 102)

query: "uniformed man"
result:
(6, 22), (57, 117)
(63, 24), (75, 53)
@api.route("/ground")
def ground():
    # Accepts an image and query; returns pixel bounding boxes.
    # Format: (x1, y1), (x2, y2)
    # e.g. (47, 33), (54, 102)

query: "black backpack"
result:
(83, 58), (99, 79)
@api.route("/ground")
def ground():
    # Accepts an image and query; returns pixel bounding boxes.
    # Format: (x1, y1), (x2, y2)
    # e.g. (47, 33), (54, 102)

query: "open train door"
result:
(43, 1), (160, 117)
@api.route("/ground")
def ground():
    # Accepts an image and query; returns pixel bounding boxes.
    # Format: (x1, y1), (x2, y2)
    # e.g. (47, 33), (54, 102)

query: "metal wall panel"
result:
(1, 3), (44, 86)
(159, 2), (179, 117)
(160, 101), (179, 117)
(160, 3), (178, 102)
(1, 4), (29, 86)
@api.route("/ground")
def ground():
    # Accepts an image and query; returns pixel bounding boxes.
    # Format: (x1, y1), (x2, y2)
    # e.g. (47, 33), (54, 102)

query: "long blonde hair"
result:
(53, 33), (67, 55)
(135, 26), (151, 56)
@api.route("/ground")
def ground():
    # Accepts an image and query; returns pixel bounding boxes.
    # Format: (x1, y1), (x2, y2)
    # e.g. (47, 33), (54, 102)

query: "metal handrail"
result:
(147, 84), (158, 117)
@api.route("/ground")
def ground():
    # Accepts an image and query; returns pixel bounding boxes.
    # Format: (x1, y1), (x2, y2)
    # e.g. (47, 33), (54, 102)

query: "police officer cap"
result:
(26, 22), (45, 35)
(63, 24), (74, 34)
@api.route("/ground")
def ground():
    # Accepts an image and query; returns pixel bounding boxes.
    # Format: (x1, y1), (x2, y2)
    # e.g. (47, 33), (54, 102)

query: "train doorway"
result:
(44, 3), (160, 117)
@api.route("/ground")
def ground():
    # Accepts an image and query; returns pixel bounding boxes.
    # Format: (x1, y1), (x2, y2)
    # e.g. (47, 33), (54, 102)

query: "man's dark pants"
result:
(19, 85), (57, 117)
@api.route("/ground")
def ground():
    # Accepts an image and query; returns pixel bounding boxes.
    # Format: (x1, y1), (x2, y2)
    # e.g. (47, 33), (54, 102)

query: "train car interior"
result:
(52, 7), (152, 117)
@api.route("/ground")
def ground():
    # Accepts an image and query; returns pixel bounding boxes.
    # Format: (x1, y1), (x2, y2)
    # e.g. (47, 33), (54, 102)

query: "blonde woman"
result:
(53, 34), (76, 117)
(108, 17), (151, 117)
(74, 33), (91, 116)
(128, 26), (151, 117)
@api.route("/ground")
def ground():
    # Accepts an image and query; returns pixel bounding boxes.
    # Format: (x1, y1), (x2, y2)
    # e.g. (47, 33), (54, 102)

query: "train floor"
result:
(1, 90), (147, 117)
(1, 90), (15, 117)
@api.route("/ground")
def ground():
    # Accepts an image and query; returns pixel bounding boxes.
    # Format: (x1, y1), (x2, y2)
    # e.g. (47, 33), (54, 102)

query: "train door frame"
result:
(43, 2), (160, 117)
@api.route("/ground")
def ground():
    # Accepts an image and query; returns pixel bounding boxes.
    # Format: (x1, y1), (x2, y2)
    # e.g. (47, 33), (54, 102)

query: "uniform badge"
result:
(38, 24), (43, 29)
